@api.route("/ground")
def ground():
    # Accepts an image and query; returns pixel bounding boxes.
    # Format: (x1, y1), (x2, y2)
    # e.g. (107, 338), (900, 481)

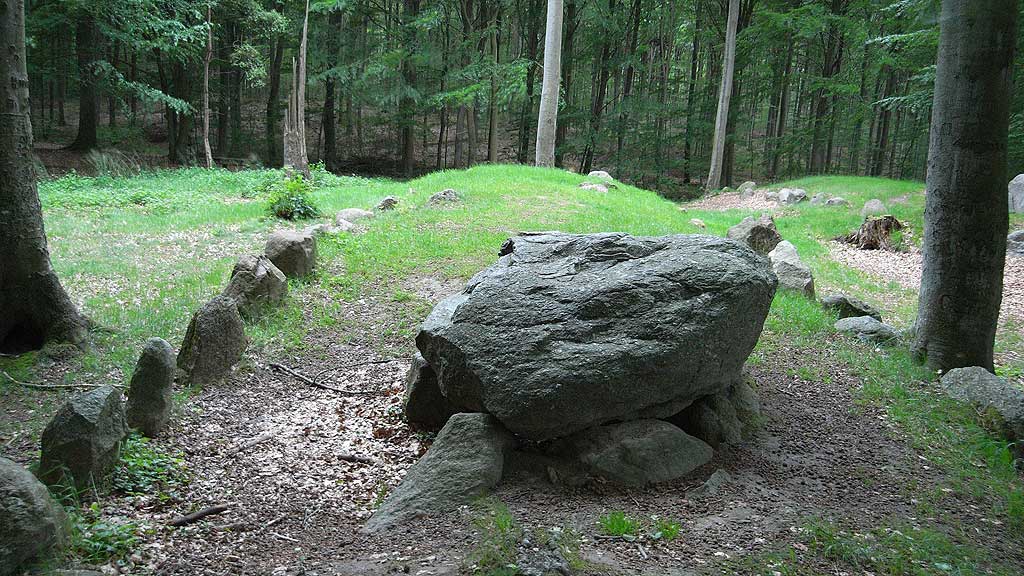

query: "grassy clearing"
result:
(2, 165), (1022, 571)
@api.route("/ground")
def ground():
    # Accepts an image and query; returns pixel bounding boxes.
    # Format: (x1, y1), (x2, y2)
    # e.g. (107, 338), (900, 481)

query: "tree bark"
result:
(69, 15), (98, 150)
(706, 0), (739, 189)
(0, 0), (89, 352)
(265, 3), (285, 167)
(535, 0), (563, 167)
(912, 0), (1017, 373)
(201, 7), (214, 168)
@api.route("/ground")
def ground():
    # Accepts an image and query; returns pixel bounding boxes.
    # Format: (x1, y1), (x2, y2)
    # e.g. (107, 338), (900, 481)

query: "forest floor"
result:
(2, 166), (1023, 576)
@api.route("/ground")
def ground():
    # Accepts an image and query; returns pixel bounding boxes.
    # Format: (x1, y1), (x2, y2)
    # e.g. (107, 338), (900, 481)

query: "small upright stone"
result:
(428, 189), (461, 204)
(809, 193), (826, 205)
(39, 386), (128, 489)
(726, 214), (782, 255)
(825, 197), (849, 207)
(860, 198), (886, 219)
(1008, 230), (1024, 255)
(1009, 175), (1024, 213)
(579, 182), (610, 193)
(125, 338), (175, 437)
(376, 196), (399, 211)
(737, 181), (757, 195)
(223, 255), (288, 317)
(0, 457), (68, 575)
(766, 191), (779, 202)
(834, 316), (898, 344)
(587, 170), (613, 180)
(177, 296), (247, 387)
(777, 188), (807, 205)
(821, 294), (883, 321)
(768, 241), (815, 298)
(265, 230), (317, 278)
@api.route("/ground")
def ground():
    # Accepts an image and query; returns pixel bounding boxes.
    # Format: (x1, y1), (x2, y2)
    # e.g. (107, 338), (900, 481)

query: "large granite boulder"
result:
(39, 386), (128, 489)
(416, 232), (777, 441)
(1, 457), (68, 575)
(403, 353), (463, 432)
(364, 413), (515, 532)
(547, 420), (713, 486)
(1009, 175), (1024, 213)
(834, 316), (898, 344)
(821, 294), (883, 322)
(222, 255), (287, 317)
(265, 230), (317, 279)
(768, 241), (815, 298)
(726, 214), (782, 255)
(941, 367), (1024, 460)
(177, 296), (247, 387)
(126, 338), (175, 437)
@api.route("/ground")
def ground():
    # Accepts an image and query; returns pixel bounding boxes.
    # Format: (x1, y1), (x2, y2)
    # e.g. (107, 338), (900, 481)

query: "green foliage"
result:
(466, 498), (522, 576)
(85, 149), (142, 178)
(650, 517), (681, 542)
(598, 511), (639, 537)
(263, 173), (323, 220)
(111, 433), (187, 497)
(67, 503), (140, 565)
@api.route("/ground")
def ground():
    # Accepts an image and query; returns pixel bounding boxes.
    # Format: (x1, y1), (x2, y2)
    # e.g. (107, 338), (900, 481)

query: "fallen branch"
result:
(167, 505), (229, 527)
(225, 432), (275, 456)
(338, 453), (374, 464)
(312, 358), (401, 382)
(2, 371), (119, 391)
(268, 362), (377, 395)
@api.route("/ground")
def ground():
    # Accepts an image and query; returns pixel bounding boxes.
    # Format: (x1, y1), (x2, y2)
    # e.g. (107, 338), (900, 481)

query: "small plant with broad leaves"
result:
(111, 433), (187, 499)
(263, 171), (322, 220)
(598, 510), (639, 538)
(650, 517), (681, 542)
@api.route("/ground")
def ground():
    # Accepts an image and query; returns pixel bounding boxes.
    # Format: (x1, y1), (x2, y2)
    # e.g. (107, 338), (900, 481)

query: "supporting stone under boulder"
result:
(669, 381), (760, 448)
(403, 353), (463, 432)
(416, 232), (777, 441)
(177, 296), (247, 387)
(1, 457), (68, 575)
(126, 337), (175, 437)
(364, 413), (515, 532)
(39, 386), (128, 489)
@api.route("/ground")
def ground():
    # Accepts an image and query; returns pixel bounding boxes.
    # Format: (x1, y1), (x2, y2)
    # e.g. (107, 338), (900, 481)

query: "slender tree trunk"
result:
(266, 4), (285, 166)
(554, 0), (576, 167)
(401, 0), (420, 175)
(518, 0), (543, 163)
(706, 0), (739, 189)
(912, 0), (1017, 372)
(0, 0), (89, 351)
(682, 2), (701, 183)
(283, 0), (310, 176)
(202, 7), (214, 168)
(69, 15), (98, 150)
(535, 0), (563, 167)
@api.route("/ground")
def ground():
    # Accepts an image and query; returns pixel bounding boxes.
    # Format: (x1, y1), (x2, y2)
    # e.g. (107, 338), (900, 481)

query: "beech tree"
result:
(535, 0), (563, 168)
(912, 0), (1017, 372)
(706, 0), (739, 190)
(1, 0), (89, 352)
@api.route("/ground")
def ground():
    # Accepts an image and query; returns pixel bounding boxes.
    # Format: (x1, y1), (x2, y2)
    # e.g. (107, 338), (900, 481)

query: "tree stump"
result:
(838, 215), (905, 251)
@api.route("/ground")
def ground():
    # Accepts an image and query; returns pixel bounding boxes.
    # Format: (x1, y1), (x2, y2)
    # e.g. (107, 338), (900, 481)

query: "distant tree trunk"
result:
(487, 10), (500, 164)
(69, 15), (98, 150)
(517, 0), (543, 164)
(706, 0), (739, 190)
(107, 42), (118, 128)
(1, 0), (89, 352)
(265, 6), (285, 167)
(912, 0), (1016, 372)
(215, 30), (231, 156)
(283, 0), (310, 176)
(579, 0), (616, 175)
(401, 0), (420, 175)
(535, 0), (563, 167)
(554, 0), (577, 167)
(201, 7), (214, 168)
(323, 11), (342, 168)
(682, 2), (701, 183)
(169, 61), (193, 164)
(870, 66), (895, 176)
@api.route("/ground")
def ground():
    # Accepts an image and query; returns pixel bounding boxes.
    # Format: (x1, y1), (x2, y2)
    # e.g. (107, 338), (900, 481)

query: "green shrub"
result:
(68, 504), (139, 564)
(598, 510), (639, 537)
(466, 498), (522, 575)
(111, 433), (187, 498)
(263, 172), (322, 220)
(85, 149), (141, 178)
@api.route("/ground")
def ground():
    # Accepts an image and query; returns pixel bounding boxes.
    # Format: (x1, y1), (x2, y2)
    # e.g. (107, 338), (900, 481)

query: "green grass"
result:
(597, 510), (640, 537)
(465, 498), (523, 576)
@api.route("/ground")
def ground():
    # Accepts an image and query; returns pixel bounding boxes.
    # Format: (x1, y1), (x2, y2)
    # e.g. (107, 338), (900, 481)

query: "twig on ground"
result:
(167, 505), (230, 527)
(338, 453), (374, 464)
(265, 515), (288, 529)
(268, 362), (377, 395)
(1, 370), (120, 390)
(312, 358), (401, 382)
(271, 531), (299, 543)
(225, 431), (276, 456)
(636, 542), (648, 560)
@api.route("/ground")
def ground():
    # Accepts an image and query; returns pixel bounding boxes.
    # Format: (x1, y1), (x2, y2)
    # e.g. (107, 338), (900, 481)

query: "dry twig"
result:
(2, 370), (119, 390)
(268, 362), (377, 395)
(167, 505), (230, 527)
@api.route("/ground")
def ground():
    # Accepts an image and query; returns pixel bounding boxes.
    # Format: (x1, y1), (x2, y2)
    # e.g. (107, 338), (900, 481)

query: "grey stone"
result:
(337, 208), (374, 222)
(670, 381), (759, 448)
(809, 193), (826, 205)
(428, 189), (461, 204)
(1009, 175), (1024, 213)
(1008, 230), (1024, 255)
(688, 468), (732, 499)
(726, 214), (782, 255)
(416, 232), (777, 441)
(777, 188), (807, 204)
(403, 353), (464, 432)
(39, 386), (128, 489)
(766, 191), (779, 202)
(821, 294), (883, 322)
(223, 255), (288, 317)
(125, 338), (175, 437)
(768, 240), (815, 298)
(265, 230), (317, 279)
(177, 296), (247, 387)
(587, 170), (613, 180)
(825, 197), (849, 207)
(834, 316), (899, 344)
(517, 544), (571, 576)
(304, 222), (346, 236)
(364, 413), (515, 532)
(860, 198), (887, 219)
(376, 196), (399, 211)
(549, 420), (713, 486)
(737, 181), (757, 194)
(941, 367), (1024, 460)
(0, 457), (67, 575)
(579, 182), (610, 193)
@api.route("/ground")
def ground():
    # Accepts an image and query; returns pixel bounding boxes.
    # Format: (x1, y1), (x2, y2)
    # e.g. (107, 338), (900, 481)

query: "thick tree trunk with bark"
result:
(912, 0), (1017, 373)
(69, 15), (98, 150)
(265, 8), (285, 167)
(706, 0), (739, 189)
(1, 0), (89, 352)
(535, 0), (562, 167)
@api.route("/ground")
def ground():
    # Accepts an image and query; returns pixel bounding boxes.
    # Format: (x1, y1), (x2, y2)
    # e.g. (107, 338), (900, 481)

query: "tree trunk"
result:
(201, 7), (214, 168)
(69, 15), (98, 150)
(283, 0), (311, 176)
(554, 0), (576, 167)
(265, 5), (285, 167)
(706, 0), (739, 190)
(401, 0), (420, 175)
(517, 0), (543, 164)
(535, 0), (563, 167)
(682, 2), (701, 183)
(912, 0), (1016, 372)
(0, 0), (89, 352)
